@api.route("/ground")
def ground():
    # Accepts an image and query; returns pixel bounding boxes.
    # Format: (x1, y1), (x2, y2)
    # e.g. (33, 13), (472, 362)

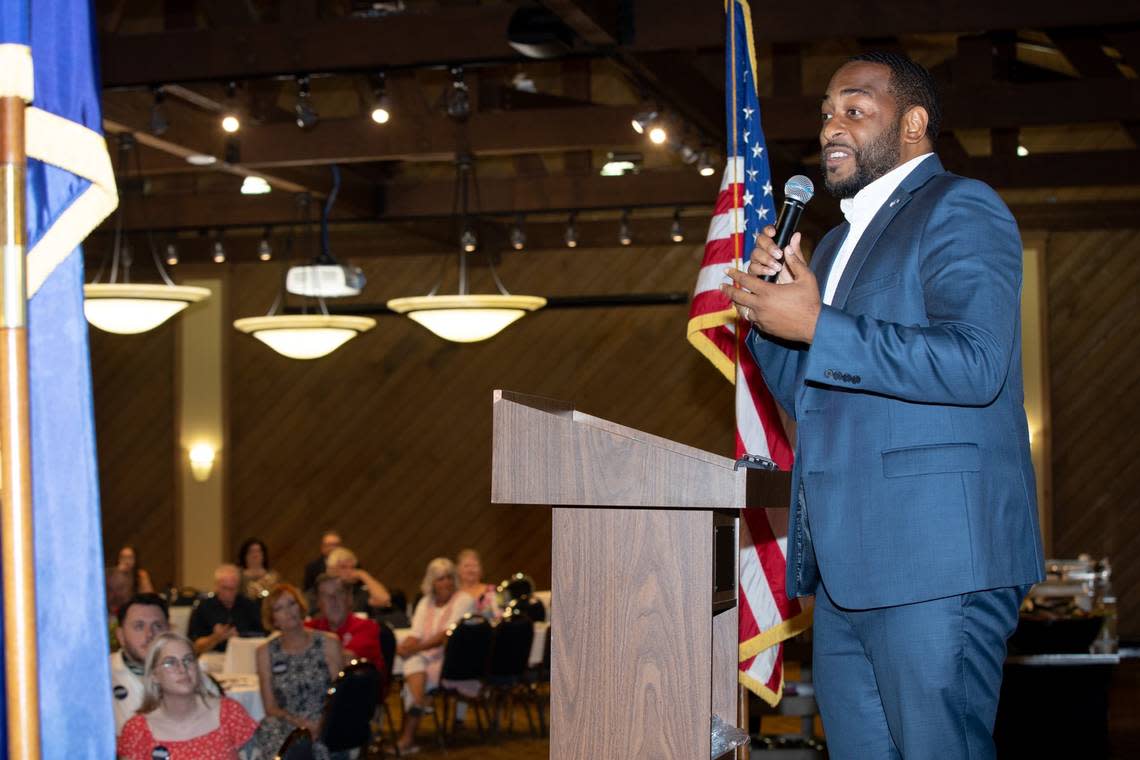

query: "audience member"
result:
(116, 545), (155, 595)
(306, 574), (383, 667)
(110, 594), (170, 737)
(396, 557), (475, 753)
(188, 564), (265, 654)
(237, 537), (280, 600)
(457, 548), (500, 620)
(116, 632), (256, 759)
(324, 546), (391, 614)
(252, 584), (344, 759)
(302, 530), (341, 593)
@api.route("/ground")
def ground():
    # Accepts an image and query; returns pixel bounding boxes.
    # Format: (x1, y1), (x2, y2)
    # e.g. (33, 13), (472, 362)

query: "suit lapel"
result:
(810, 226), (846, 296)
(830, 154), (946, 309)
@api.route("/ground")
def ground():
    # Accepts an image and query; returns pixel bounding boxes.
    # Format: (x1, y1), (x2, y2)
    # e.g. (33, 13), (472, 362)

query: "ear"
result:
(901, 105), (929, 145)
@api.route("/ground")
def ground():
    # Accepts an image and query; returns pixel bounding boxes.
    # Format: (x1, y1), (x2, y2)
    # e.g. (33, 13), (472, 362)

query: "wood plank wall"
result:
(91, 321), (177, 589)
(223, 243), (735, 600)
(1047, 229), (1140, 640)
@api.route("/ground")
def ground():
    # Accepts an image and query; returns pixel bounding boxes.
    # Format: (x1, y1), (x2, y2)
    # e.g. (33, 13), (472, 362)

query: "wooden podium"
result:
(491, 391), (790, 759)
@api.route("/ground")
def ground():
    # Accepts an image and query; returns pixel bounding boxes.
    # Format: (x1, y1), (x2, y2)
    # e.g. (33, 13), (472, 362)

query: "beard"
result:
(823, 120), (902, 199)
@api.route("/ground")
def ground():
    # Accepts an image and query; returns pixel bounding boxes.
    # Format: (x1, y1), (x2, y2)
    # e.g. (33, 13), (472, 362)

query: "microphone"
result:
(760, 175), (815, 282)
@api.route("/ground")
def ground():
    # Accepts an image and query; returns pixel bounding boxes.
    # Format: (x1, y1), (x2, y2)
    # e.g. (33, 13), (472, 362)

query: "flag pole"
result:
(0, 92), (42, 759)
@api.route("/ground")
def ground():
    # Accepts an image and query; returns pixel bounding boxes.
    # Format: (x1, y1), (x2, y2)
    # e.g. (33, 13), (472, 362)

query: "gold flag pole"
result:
(0, 91), (42, 758)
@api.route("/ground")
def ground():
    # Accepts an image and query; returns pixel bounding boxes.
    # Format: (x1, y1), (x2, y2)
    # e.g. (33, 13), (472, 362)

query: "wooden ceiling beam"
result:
(100, 1), (1140, 88)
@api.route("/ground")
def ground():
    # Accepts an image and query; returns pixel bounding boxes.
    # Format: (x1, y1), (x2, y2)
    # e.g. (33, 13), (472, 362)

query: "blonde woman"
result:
(116, 632), (256, 759)
(396, 557), (475, 753)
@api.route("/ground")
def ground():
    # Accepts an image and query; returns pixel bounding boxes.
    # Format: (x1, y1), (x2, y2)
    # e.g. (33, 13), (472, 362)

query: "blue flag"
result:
(1, 0), (118, 755)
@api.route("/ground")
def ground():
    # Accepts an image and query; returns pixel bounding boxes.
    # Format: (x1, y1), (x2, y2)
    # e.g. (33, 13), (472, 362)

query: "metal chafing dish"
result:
(1011, 555), (1116, 655)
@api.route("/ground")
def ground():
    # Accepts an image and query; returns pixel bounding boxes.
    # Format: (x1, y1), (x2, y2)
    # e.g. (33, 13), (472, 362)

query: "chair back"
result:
(276, 727), (316, 760)
(506, 594), (546, 622)
(318, 660), (381, 752)
(439, 613), (493, 681)
(378, 621), (397, 680)
(488, 610), (534, 682)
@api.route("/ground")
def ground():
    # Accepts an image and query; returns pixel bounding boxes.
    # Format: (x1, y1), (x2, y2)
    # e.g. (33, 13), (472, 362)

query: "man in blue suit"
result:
(723, 52), (1044, 758)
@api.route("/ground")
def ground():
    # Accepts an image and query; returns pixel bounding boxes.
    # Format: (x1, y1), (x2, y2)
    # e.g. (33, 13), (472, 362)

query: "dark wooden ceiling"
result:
(91, 0), (1140, 264)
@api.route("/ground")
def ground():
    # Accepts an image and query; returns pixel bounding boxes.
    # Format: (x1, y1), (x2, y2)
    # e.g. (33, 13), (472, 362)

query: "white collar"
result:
(839, 152), (933, 226)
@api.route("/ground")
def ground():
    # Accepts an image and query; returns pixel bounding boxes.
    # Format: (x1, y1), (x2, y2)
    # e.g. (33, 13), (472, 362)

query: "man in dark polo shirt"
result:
(188, 563), (265, 654)
(302, 530), (342, 594)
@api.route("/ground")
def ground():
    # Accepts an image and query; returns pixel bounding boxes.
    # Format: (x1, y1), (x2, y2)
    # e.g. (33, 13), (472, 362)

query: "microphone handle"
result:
(760, 198), (805, 283)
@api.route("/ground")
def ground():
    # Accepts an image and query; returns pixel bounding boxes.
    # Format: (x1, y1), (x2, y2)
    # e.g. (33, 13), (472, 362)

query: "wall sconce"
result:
(188, 443), (217, 482)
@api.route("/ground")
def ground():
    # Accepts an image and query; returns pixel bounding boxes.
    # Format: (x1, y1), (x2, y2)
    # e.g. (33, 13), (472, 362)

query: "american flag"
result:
(685, 0), (810, 707)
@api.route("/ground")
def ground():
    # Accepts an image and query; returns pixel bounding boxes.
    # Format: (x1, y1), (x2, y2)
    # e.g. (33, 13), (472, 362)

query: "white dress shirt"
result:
(822, 152), (933, 305)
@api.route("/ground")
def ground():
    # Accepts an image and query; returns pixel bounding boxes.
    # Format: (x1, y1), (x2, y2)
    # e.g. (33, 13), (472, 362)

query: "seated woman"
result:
(117, 632), (256, 759)
(252, 583), (344, 760)
(456, 548), (500, 620)
(116, 544), (155, 595)
(396, 557), (476, 754)
(237, 537), (280, 600)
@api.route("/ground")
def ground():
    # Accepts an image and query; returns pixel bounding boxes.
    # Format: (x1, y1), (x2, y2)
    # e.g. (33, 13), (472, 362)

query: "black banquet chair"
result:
(318, 659), (381, 754)
(485, 608), (537, 736)
(430, 613), (494, 746)
(275, 727), (315, 760)
(376, 621), (401, 750)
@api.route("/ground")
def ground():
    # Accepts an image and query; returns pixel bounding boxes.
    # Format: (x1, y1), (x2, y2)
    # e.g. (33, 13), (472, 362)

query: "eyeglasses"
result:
(159, 654), (197, 672)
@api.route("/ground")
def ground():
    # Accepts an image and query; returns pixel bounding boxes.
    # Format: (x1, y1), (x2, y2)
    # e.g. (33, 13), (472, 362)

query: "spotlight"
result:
(619, 210), (632, 246)
(631, 110), (657, 135)
(221, 81), (240, 133)
(670, 209), (684, 243)
(678, 144), (699, 165)
(240, 176), (271, 195)
(164, 242), (179, 266)
(150, 86), (168, 136)
(510, 215), (527, 251)
(1017, 145), (1029, 157)
(294, 75), (319, 130)
(564, 213), (578, 248)
(258, 229), (272, 261)
(446, 67), (471, 121)
(212, 233), (226, 263)
(223, 136), (241, 164)
(649, 125), (668, 145)
(697, 151), (715, 177)
(461, 226), (478, 253)
(370, 73), (391, 124)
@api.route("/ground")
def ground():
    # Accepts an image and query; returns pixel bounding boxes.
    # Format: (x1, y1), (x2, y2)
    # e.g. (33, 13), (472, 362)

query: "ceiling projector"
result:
(285, 264), (366, 298)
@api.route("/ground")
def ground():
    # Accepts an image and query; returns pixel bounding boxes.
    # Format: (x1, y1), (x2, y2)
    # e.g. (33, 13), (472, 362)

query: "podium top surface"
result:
(491, 390), (790, 510)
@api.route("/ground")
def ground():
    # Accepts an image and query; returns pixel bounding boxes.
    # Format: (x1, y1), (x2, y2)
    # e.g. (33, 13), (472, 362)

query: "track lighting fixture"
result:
(164, 242), (178, 266)
(150, 86), (168, 136)
(446, 67), (471, 121)
(697, 151), (715, 177)
(649, 124), (668, 145)
(461, 226), (478, 253)
(510, 215), (527, 251)
(258, 229), (272, 261)
(212, 233), (226, 263)
(221, 81), (240, 133)
(631, 110), (657, 135)
(670, 209), (684, 243)
(564, 213), (578, 248)
(619, 210), (632, 246)
(294, 75), (319, 130)
(370, 73), (391, 124)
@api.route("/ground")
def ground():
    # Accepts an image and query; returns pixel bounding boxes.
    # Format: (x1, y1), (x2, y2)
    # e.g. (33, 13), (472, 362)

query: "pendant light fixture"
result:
(386, 155), (544, 343)
(84, 134), (210, 334)
(233, 171), (375, 360)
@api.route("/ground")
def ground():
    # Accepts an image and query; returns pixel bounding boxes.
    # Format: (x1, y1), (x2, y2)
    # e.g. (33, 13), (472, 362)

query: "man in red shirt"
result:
(305, 574), (384, 670)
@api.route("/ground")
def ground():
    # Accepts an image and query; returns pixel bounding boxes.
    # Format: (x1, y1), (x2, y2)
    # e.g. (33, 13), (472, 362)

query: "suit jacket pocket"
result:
(847, 272), (901, 302)
(882, 442), (981, 478)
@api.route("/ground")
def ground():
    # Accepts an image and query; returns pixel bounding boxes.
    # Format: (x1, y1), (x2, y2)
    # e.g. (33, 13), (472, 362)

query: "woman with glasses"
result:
(251, 583), (344, 759)
(116, 632), (256, 759)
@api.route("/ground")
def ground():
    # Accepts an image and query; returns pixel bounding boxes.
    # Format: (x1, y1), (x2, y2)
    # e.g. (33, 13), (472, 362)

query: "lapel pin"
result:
(889, 197), (901, 208)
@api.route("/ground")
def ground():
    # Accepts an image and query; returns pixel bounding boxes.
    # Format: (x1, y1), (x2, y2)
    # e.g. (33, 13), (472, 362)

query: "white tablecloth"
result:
(216, 673), (264, 722)
(224, 636), (269, 674)
(169, 606), (192, 636)
(391, 622), (548, 676)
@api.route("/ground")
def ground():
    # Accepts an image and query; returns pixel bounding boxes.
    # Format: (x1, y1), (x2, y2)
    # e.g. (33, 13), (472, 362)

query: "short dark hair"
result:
(237, 537), (270, 570)
(117, 593), (169, 626)
(314, 573), (349, 595)
(849, 51), (942, 142)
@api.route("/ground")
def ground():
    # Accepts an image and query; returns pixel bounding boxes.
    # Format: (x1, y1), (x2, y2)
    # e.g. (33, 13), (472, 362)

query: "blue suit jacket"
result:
(747, 156), (1045, 609)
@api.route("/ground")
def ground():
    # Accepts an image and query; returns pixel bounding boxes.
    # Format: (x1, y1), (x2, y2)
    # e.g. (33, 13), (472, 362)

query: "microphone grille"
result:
(784, 175), (815, 205)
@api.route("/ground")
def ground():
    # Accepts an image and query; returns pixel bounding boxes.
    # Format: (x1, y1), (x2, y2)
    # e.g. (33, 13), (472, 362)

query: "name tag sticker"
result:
(113, 685), (128, 700)
(272, 660), (288, 675)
